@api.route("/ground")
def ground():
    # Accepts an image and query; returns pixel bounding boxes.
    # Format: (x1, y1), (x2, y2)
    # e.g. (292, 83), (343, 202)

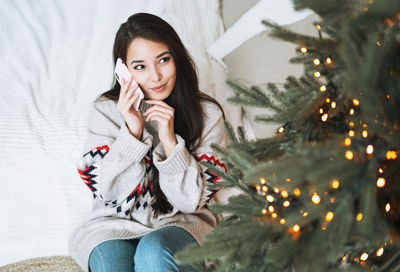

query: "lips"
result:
(151, 83), (166, 92)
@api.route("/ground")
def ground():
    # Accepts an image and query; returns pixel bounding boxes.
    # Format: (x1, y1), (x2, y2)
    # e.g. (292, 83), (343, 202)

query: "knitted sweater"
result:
(68, 97), (233, 271)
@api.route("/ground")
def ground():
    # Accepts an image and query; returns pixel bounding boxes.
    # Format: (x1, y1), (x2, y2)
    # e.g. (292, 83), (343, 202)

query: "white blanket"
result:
(0, 0), (235, 266)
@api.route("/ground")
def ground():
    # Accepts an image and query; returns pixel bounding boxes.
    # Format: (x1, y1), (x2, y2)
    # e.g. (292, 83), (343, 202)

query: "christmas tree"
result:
(177, 0), (400, 271)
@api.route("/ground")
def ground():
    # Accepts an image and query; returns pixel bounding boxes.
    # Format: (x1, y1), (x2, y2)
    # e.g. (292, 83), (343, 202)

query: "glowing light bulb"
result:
(360, 253), (368, 261)
(325, 212), (334, 222)
(386, 151), (397, 160)
(280, 219), (286, 224)
(286, 178), (291, 182)
(312, 193), (321, 205)
(316, 25), (321, 30)
(353, 99), (360, 106)
(319, 108), (324, 114)
(330, 179), (340, 189)
(321, 114), (328, 122)
(366, 145), (374, 155)
(271, 213), (278, 219)
(261, 209), (267, 215)
(266, 195), (274, 202)
(300, 47), (308, 53)
(326, 57), (332, 64)
(349, 130), (355, 137)
(320, 85), (327, 92)
(377, 248), (384, 257)
(268, 206), (275, 213)
(292, 224), (300, 232)
(356, 212), (363, 221)
(344, 138), (351, 146)
(281, 190), (288, 198)
(274, 187), (280, 193)
(313, 59), (321, 65)
(278, 127), (285, 133)
(294, 188), (301, 196)
(260, 178), (266, 184)
(314, 71), (321, 78)
(345, 150), (354, 160)
(262, 186), (268, 192)
(331, 101), (336, 108)
(362, 130), (368, 138)
(326, 98), (330, 103)
(377, 177), (386, 188)
(379, 168), (383, 173)
(283, 201), (290, 207)
(256, 185), (261, 191)
(350, 108), (355, 115)
(385, 203), (391, 212)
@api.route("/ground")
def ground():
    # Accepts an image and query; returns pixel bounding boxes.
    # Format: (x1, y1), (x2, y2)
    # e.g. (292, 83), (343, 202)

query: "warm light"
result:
(345, 150), (354, 160)
(377, 41), (381, 46)
(362, 130), (368, 138)
(377, 248), (384, 257)
(385, 203), (391, 212)
(344, 138), (352, 146)
(292, 224), (300, 233)
(350, 108), (355, 115)
(260, 178), (266, 184)
(262, 186), (268, 192)
(349, 130), (355, 137)
(356, 212), (363, 221)
(316, 25), (321, 30)
(261, 209), (267, 215)
(326, 57), (332, 64)
(271, 213), (278, 219)
(278, 127), (285, 133)
(366, 145), (374, 155)
(314, 71), (321, 78)
(379, 168), (383, 173)
(274, 187), (280, 193)
(301, 47), (308, 53)
(256, 185), (261, 191)
(286, 178), (291, 182)
(312, 193), (321, 205)
(326, 98), (331, 103)
(303, 212), (308, 217)
(294, 188), (301, 196)
(377, 177), (386, 188)
(280, 219), (286, 224)
(266, 195), (274, 202)
(353, 99), (360, 106)
(283, 201), (290, 207)
(268, 206), (275, 213)
(360, 253), (368, 261)
(386, 151), (397, 160)
(321, 114), (328, 122)
(313, 58), (321, 65)
(325, 212), (334, 222)
(330, 179), (340, 189)
(320, 85), (327, 92)
(349, 121), (354, 127)
(319, 108), (324, 114)
(281, 190), (289, 198)
(330, 197), (335, 203)
(331, 101), (336, 108)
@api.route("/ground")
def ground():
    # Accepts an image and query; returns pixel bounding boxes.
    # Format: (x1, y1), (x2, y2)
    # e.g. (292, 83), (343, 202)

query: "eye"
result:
(134, 65), (144, 70)
(159, 57), (170, 64)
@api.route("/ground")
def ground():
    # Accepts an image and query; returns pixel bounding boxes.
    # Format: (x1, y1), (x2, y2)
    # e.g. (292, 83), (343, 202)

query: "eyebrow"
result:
(130, 51), (171, 65)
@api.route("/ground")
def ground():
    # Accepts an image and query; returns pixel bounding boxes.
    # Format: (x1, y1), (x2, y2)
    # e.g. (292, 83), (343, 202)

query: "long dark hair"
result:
(101, 13), (225, 217)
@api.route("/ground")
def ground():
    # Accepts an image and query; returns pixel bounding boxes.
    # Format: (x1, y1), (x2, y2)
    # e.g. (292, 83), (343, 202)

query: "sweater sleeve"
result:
(152, 102), (234, 213)
(77, 101), (153, 205)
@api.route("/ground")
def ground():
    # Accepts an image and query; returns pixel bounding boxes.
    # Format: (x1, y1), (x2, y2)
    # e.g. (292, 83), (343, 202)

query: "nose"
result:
(149, 65), (162, 82)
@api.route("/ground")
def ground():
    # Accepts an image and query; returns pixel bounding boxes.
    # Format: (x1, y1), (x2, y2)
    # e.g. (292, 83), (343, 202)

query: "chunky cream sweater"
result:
(68, 97), (234, 271)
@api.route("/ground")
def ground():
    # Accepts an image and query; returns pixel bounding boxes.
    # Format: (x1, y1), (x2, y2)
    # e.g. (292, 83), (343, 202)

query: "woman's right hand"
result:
(117, 76), (143, 140)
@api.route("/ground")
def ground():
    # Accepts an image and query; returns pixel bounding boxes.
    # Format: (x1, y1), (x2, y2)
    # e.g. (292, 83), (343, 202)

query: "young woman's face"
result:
(126, 38), (176, 101)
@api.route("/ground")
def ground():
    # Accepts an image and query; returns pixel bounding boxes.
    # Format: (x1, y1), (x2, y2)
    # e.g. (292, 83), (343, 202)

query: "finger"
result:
(147, 114), (168, 125)
(145, 100), (173, 110)
(126, 90), (141, 110)
(145, 110), (171, 122)
(121, 76), (134, 94)
(144, 105), (173, 116)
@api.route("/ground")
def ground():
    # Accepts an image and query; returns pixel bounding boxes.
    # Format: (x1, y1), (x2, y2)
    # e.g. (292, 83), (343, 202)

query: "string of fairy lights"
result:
(256, 20), (398, 265)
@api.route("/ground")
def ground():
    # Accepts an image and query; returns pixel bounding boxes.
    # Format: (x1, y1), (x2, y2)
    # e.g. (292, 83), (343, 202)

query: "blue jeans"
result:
(89, 226), (199, 272)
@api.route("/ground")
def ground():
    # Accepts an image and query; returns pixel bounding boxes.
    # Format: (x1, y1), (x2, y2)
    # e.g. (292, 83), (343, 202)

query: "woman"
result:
(69, 12), (231, 272)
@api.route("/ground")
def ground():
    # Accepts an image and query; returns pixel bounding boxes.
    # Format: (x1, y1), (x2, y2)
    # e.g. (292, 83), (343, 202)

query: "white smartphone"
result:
(114, 58), (144, 111)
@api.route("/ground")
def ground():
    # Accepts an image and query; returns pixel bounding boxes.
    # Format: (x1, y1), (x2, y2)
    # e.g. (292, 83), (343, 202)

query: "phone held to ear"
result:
(114, 58), (144, 111)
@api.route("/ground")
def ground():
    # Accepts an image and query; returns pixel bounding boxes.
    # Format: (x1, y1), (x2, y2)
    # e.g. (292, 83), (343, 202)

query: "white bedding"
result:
(0, 0), (235, 266)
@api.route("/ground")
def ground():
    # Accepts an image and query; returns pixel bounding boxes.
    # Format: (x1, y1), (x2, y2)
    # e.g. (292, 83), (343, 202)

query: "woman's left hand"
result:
(144, 100), (177, 157)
